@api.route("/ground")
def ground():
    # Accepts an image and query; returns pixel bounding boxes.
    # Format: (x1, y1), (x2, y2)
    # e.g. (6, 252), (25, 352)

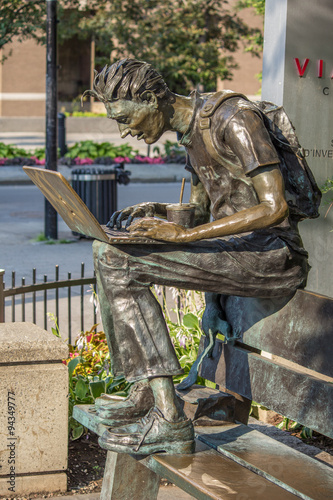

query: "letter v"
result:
(295, 58), (309, 77)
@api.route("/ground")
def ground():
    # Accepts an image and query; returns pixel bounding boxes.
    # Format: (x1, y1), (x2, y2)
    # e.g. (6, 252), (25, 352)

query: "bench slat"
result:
(145, 441), (298, 500)
(74, 405), (299, 500)
(196, 424), (333, 500)
(225, 290), (333, 377)
(199, 341), (333, 438)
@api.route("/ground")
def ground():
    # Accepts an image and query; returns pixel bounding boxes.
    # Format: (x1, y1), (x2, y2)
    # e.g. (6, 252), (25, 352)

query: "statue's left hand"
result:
(129, 218), (191, 243)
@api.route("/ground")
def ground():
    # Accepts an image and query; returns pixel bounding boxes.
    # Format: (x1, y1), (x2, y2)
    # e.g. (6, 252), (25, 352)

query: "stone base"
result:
(0, 472), (67, 497)
(0, 323), (69, 498)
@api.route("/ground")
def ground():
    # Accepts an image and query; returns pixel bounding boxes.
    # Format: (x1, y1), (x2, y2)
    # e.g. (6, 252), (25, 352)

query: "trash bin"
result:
(71, 164), (131, 228)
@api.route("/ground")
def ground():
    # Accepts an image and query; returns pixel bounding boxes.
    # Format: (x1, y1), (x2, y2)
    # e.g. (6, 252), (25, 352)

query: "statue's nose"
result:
(118, 123), (131, 138)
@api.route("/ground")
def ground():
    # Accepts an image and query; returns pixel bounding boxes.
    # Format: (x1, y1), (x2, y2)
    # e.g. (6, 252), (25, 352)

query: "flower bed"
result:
(0, 140), (186, 167)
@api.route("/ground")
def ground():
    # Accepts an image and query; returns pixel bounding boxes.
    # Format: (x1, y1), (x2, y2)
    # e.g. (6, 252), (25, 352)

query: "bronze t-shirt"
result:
(180, 92), (307, 257)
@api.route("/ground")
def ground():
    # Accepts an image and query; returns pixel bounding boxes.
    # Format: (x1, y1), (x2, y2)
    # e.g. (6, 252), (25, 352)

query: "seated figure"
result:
(83, 58), (311, 455)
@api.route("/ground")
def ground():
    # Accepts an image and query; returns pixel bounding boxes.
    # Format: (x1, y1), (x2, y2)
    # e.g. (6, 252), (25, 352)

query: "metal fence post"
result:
(58, 112), (67, 156)
(0, 269), (5, 323)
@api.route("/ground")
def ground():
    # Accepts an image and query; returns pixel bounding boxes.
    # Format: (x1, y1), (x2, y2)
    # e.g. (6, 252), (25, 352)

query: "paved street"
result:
(0, 181), (191, 339)
(0, 182), (191, 281)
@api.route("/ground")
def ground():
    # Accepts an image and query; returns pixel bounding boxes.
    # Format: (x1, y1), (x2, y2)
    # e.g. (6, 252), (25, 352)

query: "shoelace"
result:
(133, 408), (162, 452)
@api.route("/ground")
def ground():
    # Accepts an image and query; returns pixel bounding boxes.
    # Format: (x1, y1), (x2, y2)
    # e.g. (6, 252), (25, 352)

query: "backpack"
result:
(199, 92), (322, 221)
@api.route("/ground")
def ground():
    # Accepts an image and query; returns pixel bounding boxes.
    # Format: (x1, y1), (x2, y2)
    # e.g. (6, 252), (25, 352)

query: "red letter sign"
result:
(295, 58), (309, 77)
(318, 59), (323, 78)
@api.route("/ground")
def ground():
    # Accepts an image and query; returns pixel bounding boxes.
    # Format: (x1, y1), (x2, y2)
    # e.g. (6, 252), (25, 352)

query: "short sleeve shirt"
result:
(180, 94), (280, 220)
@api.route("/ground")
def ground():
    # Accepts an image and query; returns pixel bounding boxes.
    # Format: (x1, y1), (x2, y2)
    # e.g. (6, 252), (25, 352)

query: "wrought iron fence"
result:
(0, 263), (97, 344)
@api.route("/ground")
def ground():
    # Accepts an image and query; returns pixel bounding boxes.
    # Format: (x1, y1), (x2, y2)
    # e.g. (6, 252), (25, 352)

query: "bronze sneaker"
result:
(98, 407), (195, 455)
(94, 379), (154, 425)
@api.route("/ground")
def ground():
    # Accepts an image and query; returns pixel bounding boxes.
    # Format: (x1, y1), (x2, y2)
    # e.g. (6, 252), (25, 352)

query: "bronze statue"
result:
(83, 58), (317, 455)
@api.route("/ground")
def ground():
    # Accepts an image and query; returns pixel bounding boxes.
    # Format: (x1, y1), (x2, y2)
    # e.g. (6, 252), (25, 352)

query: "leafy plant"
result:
(163, 140), (186, 159)
(63, 325), (131, 440)
(321, 178), (333, 218)
(31, 147), (46, 160)
(250, 401), (270, 419)
(0, 142), (28, 159)
(64, 140), (138, 160)
(276, 417), (313, 439)
(153, 286), (215, 387)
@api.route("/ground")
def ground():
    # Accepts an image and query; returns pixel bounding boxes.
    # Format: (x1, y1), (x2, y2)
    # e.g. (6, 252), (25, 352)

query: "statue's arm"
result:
(108, 172), (209, 230)
(129, 164), (288, 242)
(182, 164), (288, 241)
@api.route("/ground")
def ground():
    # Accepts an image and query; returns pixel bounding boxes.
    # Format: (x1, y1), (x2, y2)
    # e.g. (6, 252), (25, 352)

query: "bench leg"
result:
(100, 450), (160, 500)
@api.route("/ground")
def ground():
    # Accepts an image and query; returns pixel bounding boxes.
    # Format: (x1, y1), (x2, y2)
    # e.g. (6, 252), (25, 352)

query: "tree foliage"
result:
(235, 0), (265, 55)
(0, 0), (45, 59)
(237, 0), (265, 16)
(0, 0), (264, 94)
(66, 0), (263, 94)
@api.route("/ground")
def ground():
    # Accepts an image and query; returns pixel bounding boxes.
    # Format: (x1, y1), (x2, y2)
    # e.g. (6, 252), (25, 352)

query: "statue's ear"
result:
(140, 91), (158, 108)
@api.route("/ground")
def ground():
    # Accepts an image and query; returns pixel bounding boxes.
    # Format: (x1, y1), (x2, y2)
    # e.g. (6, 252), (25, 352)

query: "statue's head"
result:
(83, 59), (169, 103)
(83, 59), (172, 144)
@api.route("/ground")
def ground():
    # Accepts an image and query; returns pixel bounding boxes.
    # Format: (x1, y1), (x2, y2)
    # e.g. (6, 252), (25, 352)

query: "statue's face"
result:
(104, 98), (165, 144)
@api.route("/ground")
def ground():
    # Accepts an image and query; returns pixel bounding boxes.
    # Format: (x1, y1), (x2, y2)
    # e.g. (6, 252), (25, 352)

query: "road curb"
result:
(0, 164), (190, 185)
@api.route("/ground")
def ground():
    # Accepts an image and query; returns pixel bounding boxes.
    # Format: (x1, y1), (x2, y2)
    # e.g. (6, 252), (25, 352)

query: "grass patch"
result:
(33, 233), (75, 244)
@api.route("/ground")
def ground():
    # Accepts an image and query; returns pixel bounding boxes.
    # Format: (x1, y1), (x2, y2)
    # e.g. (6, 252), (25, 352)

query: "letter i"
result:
(318, 60), (323, 78)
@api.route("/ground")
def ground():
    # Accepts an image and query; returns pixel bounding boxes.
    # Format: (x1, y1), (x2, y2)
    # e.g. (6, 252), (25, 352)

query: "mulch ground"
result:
(66, 432), (107, 495)
(266, 413), (333, 454)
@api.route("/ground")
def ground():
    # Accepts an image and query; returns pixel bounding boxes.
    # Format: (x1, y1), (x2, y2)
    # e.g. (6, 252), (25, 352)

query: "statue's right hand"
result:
(106, 202), (158, 229)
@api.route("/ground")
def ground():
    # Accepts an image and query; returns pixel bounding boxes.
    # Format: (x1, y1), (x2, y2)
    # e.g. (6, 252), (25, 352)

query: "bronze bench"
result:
(74, 288), (333, 499)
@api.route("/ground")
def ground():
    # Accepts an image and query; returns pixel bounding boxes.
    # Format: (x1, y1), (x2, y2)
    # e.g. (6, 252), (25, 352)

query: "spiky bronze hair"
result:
(82, 59), (169, 104)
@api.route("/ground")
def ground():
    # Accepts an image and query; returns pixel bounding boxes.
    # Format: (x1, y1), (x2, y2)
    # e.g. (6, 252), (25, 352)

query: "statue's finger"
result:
(118, 207), (144, 229)
(107, 211), (121, 228)
(125, 215), (134, 229)
(116, 212), (127, 229)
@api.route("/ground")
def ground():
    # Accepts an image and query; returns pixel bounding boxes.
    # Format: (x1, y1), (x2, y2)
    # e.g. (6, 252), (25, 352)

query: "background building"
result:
(0, 2), (263, 119)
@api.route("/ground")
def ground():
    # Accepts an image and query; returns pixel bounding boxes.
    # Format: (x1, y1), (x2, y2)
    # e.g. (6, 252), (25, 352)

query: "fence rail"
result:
(0, 263), (97, 344)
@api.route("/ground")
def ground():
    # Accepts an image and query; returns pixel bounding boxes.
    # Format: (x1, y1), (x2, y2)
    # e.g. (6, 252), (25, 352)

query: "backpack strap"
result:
(198, 91), (249, 169)
(199, 91), (249, 131)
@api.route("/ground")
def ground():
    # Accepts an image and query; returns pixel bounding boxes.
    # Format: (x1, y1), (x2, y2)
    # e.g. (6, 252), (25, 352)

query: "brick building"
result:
(0, 3), (263, 118)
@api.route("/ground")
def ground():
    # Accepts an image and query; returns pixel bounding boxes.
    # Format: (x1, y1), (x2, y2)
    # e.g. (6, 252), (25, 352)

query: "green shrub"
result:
(64, 140), (138, 160)
(65, 111), (107, 117)
(0, 142), (28, 158)
(65, 326), (130, 440)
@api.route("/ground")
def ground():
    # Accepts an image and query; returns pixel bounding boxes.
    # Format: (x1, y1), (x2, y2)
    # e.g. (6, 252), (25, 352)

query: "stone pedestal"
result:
(0, 322), (69, 497)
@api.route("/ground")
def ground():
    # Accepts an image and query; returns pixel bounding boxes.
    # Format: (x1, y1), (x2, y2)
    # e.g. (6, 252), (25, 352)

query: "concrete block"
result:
(0, 473), (67, 497)
(0, 323), (68, 497)
(0, 322), (68, 363)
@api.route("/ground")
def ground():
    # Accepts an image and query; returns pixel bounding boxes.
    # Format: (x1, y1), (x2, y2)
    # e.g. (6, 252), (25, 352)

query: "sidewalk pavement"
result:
(31, 485), (194, 500)
(0, 162), (191, 185)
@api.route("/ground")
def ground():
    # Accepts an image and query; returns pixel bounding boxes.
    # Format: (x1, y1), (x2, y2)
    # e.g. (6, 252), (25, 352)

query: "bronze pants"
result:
(93, 232), (307, 382)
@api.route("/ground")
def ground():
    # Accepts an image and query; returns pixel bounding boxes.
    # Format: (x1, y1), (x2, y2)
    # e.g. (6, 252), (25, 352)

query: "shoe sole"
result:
(98, 436), (195, 455)
(94, 395), (126, 408)
(98, 415), (141, 426)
